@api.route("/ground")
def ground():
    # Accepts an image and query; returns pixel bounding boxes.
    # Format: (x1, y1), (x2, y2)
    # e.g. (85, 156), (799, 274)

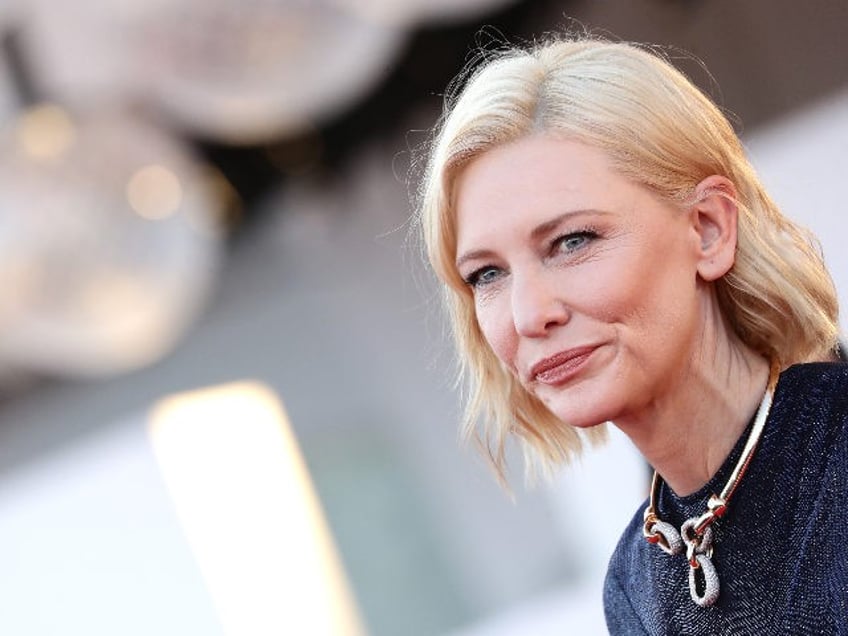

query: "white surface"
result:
(0, 414), (223, 636)
(745, 88), (848, 335)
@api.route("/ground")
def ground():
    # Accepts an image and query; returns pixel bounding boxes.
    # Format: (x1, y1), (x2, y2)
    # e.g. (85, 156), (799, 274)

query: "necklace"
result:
(641, 365), (780, 607)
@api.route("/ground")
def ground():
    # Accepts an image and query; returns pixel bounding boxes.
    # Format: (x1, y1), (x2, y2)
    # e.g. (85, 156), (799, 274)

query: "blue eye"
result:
(555, 230), (597, 254)
(464, 266), (502, 289)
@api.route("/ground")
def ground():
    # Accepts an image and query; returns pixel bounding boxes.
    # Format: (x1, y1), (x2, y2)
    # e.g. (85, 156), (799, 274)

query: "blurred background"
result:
(0, 0), (846, 634)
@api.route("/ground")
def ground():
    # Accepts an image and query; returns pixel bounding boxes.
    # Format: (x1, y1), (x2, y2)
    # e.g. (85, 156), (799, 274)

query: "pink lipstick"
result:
(530, 346), (596, 385)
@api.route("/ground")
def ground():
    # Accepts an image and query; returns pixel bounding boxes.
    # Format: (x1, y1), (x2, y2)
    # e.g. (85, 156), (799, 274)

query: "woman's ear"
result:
(690, 175), (738, 282)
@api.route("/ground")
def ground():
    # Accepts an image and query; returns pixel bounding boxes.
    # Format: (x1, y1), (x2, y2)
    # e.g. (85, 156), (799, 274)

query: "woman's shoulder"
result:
(761, 361), (848, 477)
(767, 362), (848, 487)
(777, 361), (848, 410)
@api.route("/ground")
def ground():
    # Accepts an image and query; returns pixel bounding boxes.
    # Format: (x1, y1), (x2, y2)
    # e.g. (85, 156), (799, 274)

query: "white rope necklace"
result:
(641, 365), (779, 607)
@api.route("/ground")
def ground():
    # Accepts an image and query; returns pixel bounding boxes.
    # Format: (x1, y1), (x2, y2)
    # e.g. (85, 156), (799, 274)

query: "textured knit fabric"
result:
(603, 362), (848, 635)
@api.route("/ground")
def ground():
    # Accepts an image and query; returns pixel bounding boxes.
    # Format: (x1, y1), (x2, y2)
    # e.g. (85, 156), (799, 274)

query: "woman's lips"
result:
(531, 346), (597, 385)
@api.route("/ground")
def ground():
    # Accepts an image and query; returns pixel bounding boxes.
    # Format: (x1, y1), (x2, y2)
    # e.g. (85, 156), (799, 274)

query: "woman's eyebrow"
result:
(529, 209), (609, 241)
(455, 248), (496, 271)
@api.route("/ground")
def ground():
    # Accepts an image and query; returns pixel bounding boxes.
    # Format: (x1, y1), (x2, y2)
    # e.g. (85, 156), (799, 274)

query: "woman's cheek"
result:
(476, 298), (517, 370)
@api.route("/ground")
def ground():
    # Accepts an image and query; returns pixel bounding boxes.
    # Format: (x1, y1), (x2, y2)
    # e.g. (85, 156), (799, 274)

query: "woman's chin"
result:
(537, 385), (617, 430)
(544, 402), (612, 430)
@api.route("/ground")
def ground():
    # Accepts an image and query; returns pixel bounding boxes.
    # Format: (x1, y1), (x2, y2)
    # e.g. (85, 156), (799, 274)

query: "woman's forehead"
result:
(453, 137), (637, 244)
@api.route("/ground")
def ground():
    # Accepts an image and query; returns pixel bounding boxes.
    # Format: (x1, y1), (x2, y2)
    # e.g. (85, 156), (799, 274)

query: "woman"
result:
(417, 36), (848, 633)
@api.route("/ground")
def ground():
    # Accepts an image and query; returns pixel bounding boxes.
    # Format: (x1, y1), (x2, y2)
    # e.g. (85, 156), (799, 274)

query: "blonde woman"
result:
(418, 36), (847, 634)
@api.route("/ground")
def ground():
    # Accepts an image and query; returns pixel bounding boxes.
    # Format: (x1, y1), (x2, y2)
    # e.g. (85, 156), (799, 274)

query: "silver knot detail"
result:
(680, 517), (719, 607)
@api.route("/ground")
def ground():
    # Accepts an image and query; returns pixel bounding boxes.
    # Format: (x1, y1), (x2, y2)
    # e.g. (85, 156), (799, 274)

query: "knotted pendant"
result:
(680, 518), (719, 606)
(645, 516), (720, 607)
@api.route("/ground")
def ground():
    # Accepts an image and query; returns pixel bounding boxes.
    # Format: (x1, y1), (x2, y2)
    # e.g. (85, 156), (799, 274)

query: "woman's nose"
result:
(511, 269), (570, 337)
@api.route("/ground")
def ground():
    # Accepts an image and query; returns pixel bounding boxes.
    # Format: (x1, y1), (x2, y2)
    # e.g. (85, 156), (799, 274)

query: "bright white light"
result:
(148, 382), (366, 636)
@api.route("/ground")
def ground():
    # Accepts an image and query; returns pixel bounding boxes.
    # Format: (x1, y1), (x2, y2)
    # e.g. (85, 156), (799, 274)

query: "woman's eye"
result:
(555, 231), (597, 254)
(464, 266), (502, 288)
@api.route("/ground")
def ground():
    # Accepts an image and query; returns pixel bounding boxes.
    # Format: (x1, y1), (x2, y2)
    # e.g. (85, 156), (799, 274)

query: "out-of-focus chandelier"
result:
(0, 104), (225, 377)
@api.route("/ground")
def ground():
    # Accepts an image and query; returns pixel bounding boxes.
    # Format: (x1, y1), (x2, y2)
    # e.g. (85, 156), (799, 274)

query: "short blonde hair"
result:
(417, 36), (840, 481)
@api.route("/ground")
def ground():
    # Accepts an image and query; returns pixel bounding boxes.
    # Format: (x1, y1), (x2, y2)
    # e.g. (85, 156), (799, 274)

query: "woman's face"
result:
(454, 135), (708, 428)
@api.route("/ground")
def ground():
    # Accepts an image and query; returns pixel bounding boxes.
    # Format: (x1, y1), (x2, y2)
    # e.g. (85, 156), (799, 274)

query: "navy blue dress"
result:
(604, 362), (848, 635)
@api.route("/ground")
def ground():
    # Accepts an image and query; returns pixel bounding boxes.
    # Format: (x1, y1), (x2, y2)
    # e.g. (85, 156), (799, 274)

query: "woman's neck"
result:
(615, 330), (771, 497)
